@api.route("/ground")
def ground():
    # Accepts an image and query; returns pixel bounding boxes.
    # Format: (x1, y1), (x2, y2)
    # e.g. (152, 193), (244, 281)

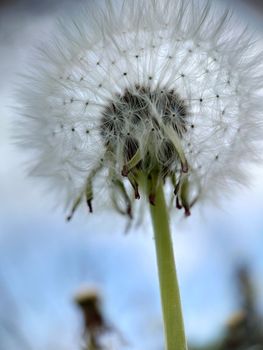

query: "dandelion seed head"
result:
(16, 0), (263, 218)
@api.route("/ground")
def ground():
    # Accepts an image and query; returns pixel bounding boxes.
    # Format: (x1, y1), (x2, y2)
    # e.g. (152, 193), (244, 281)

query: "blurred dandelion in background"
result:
(4, 0), (263, 349)
(74, 287), (126, 350)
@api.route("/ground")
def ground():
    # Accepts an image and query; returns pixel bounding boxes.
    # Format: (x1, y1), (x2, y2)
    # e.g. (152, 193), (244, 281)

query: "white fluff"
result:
(16, 0), (263, 218)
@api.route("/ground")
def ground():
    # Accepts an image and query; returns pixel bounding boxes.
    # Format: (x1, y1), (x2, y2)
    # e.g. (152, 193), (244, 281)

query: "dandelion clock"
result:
(16, 0), (263, 349)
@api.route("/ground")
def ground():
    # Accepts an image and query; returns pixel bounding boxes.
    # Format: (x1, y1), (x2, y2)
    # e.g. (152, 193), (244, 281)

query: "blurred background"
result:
(0, 0), (263, 349)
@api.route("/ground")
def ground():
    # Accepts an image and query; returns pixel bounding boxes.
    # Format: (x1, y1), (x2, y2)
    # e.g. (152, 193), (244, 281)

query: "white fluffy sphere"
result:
(16, 0), (263, 219)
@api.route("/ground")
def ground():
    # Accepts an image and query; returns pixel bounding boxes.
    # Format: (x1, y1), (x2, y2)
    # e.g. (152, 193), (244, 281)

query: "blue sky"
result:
(0, 1), (263, 349)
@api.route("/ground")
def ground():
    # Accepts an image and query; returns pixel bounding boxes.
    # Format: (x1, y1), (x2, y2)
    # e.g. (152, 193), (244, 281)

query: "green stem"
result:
(147, 177), (187, 350)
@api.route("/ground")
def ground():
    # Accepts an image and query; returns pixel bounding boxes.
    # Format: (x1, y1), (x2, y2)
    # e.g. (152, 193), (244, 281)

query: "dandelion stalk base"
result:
(148, 177), (187, 350)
